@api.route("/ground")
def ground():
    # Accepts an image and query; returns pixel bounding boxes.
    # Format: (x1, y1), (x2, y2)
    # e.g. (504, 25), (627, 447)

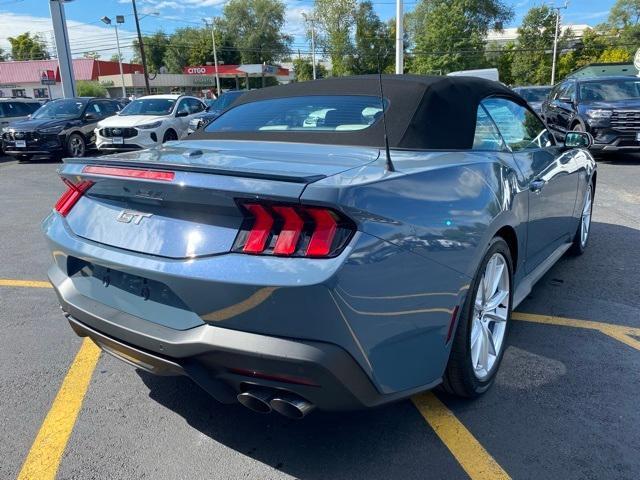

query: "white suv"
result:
(95, 94), (206, 151)
(0, 98), (42, 130)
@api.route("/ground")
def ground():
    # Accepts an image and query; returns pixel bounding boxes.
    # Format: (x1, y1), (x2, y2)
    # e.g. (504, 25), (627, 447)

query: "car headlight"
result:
(189, 118), (202, 128)
(2, 127), (10, 134)
(585, 109), (612, 119)
(137, 121), (162, 130)
(37, 125), (65, 134)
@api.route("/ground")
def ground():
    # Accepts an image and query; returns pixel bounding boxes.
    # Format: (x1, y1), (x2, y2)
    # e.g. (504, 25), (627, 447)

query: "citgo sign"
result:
(184, 66), (214, 75)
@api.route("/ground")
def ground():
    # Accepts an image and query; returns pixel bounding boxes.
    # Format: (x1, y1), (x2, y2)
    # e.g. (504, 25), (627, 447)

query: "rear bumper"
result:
(52, 266), (437, 410)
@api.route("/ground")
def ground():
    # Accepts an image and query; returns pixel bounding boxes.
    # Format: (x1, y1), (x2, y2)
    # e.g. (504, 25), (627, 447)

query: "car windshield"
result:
(120, 98), (176, 116)
(205, 95), (384, 132)
(209, 92), (243, 111)
(580, 79), (640, 102)
(31, 99), (85, 119)
(516, 88), (551, 102)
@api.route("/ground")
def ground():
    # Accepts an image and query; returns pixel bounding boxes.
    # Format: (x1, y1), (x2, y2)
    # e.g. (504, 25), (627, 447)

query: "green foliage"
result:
(7, 32), (49, 61)
(109, 53), (123, 62)
(76, 81), (107, 98)
(218, 0), (292, 64)
(83, 51), (101, 60)
(292, 58), (327, 81)
(313, 0), (357, 75)
(132, 31), (170, 72)
(348, 1), (394, 74)
(408, 0), (513, 74)
(0, 47), (7, 62)
(609, 0), (640, 28)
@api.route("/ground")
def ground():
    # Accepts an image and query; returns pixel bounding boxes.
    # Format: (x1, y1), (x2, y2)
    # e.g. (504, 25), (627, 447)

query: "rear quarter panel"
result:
(300, 151), (529, 391)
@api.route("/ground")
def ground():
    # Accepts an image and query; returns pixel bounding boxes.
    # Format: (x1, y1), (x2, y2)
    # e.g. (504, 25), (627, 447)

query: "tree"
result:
(83, 51), (101, 60)
(7, 32), (50, 61)
(609, 0), (640, 28)
(76, 81), (107, 97)
(510, 5), (572, 85)
(161, 27), (239, 74)
(110, 53), (123, 62)
(348, 1), (394, 74)
(313, 0), (357, 76)
(486, 41), (515, 85)
(0, 48), (7, 61)
(218, 0), (291, 64)
(132, 31), (170, 72)
(292, 57), (327, 81)
(408, 0), (512, 74)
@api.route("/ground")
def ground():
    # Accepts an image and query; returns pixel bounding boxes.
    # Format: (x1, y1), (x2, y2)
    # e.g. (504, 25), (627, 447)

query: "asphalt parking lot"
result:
(1, 152), (639, 480)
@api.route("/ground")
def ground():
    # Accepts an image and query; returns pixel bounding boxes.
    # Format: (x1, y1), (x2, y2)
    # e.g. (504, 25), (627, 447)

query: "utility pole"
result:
(395, 0), (403, 74)
(101, 15), (126, 97)
(303, 14), (317, 80)
(49, 0), (76, 98)
(203, 18), (221, 96)
(551, 1), (568, 85)
(132, 0), (151, 95)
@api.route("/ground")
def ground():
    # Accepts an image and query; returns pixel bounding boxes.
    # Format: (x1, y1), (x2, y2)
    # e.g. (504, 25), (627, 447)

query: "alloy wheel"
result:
(580, 186), (592, 248)
(69, 135), (85, 157)
(471, 253), (510, 381)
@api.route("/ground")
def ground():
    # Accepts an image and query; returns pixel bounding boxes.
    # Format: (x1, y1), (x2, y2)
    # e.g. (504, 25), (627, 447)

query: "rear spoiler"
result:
(63, 157), (326, 185)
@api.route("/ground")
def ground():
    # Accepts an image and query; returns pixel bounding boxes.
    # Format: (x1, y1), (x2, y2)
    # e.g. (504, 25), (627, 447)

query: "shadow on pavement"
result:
(137, 371), (464, 480)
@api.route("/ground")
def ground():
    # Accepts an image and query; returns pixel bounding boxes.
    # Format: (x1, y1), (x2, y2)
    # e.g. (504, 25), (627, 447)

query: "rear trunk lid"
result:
(61, 140), (378, 258)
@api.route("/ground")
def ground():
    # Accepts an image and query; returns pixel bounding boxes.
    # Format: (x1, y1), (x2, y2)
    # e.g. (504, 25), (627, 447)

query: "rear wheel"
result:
(443, 237), (513, 397)
(66, 133), (86, 158)
(569, 184), (593, 255)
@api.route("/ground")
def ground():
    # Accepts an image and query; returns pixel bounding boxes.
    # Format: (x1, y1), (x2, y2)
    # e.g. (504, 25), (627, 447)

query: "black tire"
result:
(443, 237), (513, 398)
(162, 129), (178, 143)
(66, 132), (86, 158)
(569, 183), (593, 256)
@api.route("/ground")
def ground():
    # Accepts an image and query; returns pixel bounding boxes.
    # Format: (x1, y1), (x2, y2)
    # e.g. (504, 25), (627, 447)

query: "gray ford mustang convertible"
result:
(43, 75), (596, 418)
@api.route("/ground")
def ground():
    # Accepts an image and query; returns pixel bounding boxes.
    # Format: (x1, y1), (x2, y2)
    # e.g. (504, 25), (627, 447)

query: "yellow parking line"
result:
(17, 338), (101, 480)
(0, 279), (52, 288)
(512, 312), (640, 352)
(412, 392), (511, 480)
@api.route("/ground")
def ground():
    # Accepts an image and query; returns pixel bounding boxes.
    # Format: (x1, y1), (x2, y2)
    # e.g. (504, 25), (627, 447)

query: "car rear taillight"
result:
(233, 201), (355, 258)
(54, 179), (94, 217)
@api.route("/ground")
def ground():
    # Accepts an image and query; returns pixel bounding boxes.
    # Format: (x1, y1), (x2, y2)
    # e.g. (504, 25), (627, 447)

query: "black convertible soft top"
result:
(192, 74), (519, 150)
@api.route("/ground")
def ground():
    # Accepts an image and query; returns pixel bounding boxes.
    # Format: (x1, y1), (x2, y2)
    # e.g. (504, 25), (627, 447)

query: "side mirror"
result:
(565, 131), (593, 149)
(176, 110), (189, 118)
(85, 112), (98, 121)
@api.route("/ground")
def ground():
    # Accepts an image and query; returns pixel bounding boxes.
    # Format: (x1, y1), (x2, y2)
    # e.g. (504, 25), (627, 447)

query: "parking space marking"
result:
(0, 279), (51, 289)
(412, 392), (511, 480)
(513, 312), (640, 352)
(17, 338), (101, 480)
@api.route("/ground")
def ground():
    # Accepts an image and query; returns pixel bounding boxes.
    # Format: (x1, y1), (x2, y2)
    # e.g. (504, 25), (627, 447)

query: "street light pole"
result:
(131, 0), (151, 95)
(204, 18), (221, 96)
(395, 0), (403, 74)
(101, 16), (127, 97)
(551, 2), (568, 85)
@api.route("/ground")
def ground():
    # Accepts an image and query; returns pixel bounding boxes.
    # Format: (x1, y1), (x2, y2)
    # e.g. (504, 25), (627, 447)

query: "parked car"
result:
(96, 94), (206, 151)
(513, 85), (552, 115)
(187, 90), (246, 134)
(43, 76), (596, 418)
(541, 75), (640, 151)
(2, 97), (121, 160)
(0, 98), (42, 131)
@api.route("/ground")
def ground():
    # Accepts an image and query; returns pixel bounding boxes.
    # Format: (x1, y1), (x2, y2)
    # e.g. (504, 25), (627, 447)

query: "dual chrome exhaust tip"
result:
(237, 389), (315, 419)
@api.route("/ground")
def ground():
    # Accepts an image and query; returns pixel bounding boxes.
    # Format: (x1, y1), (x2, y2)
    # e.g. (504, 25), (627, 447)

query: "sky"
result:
(0, 0), (616, 62)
